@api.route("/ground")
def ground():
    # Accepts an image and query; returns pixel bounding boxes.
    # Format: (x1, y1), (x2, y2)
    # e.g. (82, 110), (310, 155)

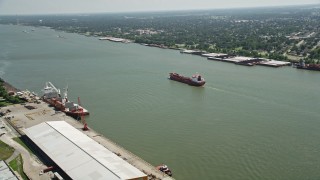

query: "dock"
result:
(208, 56), (291, 67)
(0, 98), (174, 180)
(99, 36), (131, 43)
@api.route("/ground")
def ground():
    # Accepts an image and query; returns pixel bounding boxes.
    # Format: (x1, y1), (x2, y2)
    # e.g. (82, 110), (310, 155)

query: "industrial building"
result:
(23, 121), (147, 180)
(0, 160), (19, 180)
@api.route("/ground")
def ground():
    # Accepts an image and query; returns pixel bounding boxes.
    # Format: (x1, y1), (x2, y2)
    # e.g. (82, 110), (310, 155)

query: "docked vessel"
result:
(169, 73), (205, 86)
(42, 82), (89, 118)
(296, 60), (320, 71)
(156, 164), (172, 177)
(297, 64), (320, 71)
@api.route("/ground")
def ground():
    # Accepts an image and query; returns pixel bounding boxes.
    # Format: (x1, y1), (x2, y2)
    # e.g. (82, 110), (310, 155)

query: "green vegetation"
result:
(0, 5), (319, 61)
(0, 78), (24, 107)
(13, 137), (33, 154)
(0, 140), (15, 160)
(9, 154), (28, 180)
(309, 47), (320, 60)
(0, 101), (12, 107)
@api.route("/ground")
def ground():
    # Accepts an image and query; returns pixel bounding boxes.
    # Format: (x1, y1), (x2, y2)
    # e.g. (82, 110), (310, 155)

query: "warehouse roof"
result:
(0, 160), (19, 180)
(24, 121), (146, 180)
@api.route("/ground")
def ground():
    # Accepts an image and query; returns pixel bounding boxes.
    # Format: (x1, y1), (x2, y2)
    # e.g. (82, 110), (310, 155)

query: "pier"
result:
(0, 93), (174, 180)
(99, 36), (131, 43)
(207, 56), (291, 67)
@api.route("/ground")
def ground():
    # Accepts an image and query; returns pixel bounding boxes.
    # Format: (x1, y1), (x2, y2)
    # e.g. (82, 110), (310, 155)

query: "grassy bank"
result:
(9, 154), (29, 180)
(0, 139), (15, 160)
(13, 137), (34, 154)
(0, 78), (24, 107)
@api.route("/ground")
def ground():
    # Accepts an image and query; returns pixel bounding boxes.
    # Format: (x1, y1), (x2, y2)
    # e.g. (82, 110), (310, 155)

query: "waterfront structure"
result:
(208, 56), (290, 67)
(99, 37), (131, 43)
(0, 160), (19, 180)
(224, 56), (256, 63)
(257, 59), (291, 67)
(296, 59), (320, 71)
(201, 53), (229, 58)
(42, 82), (90, 117)
(180, 49), (204, 55)
(24, 121), (147, 180)
(1, 101), (173, 180)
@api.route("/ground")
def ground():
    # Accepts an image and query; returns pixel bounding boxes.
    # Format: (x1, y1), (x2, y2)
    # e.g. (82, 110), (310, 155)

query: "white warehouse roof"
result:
(0, 160), (19, 180)
(24, 121), (146, 180)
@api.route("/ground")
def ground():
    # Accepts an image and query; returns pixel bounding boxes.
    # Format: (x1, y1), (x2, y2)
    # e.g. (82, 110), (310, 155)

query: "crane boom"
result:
(45, 82), (60, 94)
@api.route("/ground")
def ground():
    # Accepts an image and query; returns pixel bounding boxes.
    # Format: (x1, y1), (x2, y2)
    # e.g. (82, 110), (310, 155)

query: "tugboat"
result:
(156, 164), (172, 177)
(169, 72), (205, 86)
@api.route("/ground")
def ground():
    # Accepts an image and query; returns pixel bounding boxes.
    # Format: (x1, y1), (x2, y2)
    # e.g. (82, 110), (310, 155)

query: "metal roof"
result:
(0, 160), (19, 180)
(24, 121), (146, 180)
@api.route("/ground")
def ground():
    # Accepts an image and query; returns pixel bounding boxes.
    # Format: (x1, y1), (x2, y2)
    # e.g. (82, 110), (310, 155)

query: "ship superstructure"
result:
(169, 73), (206, 86)
(42, 82), (89, 118)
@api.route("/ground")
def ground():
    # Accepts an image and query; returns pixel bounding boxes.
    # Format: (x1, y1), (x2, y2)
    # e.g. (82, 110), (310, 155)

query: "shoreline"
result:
(4, 24), (319, 71)
(1, 78), (21, 93)
(0, 79), (174, 180)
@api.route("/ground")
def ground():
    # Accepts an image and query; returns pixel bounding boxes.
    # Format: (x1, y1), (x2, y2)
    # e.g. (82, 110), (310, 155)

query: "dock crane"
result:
(44, 82), (60, 95)
(78, 97), (89, 131)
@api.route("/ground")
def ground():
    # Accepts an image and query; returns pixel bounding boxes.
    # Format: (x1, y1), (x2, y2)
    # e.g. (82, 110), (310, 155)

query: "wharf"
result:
(208, 56), (291, 67)
(0, 101), (174, 180)
(257, 59), (291, 67)
(99, 36), (131, 43)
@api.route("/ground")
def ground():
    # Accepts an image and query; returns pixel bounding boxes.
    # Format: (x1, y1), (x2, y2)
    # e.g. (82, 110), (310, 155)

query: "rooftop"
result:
(0, 160), (19, 180)
(24, 121), (147, 180)
(202, 53), (228, 57)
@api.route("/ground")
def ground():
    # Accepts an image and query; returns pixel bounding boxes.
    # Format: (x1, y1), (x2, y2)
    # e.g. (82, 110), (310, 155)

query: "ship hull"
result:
(42, 81), (89, 118)
(169, 73), (205, 86)
(43, 97), (90, 118)
(297, 66), (320, 71)
(65, 111), (90, 118)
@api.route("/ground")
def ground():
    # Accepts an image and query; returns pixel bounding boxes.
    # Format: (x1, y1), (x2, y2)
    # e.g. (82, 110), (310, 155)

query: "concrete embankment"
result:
(1, 100), (174, 180)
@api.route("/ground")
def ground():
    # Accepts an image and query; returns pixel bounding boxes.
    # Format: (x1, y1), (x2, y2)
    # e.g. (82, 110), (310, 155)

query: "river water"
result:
(1, 24), (320, 180)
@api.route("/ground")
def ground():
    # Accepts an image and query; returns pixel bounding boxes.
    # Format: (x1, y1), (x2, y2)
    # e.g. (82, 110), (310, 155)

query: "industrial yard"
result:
(0, 93), (174, 180)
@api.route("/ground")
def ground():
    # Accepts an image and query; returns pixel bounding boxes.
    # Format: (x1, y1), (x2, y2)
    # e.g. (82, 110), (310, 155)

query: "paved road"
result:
(0, 119), (52, 180)
(5, 149), (20, 163)
(1, 102), (174, 180)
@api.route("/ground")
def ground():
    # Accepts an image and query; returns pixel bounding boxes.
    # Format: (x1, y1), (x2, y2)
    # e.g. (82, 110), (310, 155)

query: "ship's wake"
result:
(206, 85), (320, 118)
(206, 86), (267, 104)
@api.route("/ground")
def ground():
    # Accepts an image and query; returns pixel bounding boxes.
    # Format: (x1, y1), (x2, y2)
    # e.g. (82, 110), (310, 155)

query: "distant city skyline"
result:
(0, 0), (319, 15)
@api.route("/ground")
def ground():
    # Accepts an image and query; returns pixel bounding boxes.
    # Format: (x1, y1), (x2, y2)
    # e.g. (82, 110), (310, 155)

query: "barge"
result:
(297, 64), (320, 71)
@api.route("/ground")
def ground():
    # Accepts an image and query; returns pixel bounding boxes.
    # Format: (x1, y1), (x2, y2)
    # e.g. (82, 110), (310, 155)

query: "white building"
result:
(24, 121), (147, 180)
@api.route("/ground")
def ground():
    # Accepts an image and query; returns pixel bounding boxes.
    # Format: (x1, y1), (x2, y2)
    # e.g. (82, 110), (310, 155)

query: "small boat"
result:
(156, 164), (172, 177)
(169, 72), (205, 86)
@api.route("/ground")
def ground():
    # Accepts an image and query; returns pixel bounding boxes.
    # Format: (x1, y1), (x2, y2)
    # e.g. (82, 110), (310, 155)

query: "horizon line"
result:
(0, 3), (319, 16)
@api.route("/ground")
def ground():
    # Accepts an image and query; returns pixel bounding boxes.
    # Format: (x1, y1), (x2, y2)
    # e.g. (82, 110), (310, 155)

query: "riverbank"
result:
(0, 78), (20, 93)
(96, 34), (294, 68)
(2, 24), (320, 180)
(0, 80), (174, 180)
(10, 24), (319, 71)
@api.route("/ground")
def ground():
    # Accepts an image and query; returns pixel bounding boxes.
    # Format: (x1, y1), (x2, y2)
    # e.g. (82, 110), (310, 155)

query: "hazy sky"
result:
(0, 0), (319, 15)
